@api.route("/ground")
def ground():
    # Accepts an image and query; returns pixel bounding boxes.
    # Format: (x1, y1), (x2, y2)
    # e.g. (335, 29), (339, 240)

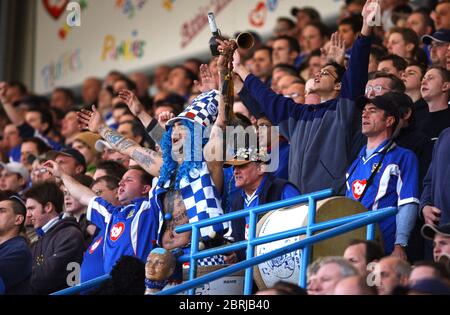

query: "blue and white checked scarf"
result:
(150, 162), (229, 241)
(197, 254), (225, 266)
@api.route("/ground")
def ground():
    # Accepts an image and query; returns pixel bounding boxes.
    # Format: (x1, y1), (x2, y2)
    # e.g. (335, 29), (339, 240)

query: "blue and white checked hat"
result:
(166, 90), (220, 129)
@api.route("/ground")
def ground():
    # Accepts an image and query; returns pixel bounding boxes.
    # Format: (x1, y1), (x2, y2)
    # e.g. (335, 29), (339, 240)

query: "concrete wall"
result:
(0, 0), (36, 89)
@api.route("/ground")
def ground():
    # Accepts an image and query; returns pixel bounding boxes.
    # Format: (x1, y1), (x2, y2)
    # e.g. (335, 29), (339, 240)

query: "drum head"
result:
(181, 265), (245, 295)
(253, 196), (382, 290)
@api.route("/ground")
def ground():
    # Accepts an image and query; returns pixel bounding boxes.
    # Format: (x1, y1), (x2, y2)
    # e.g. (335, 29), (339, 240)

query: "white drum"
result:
(253, 196), (381, 290)
(254, 204), (308, 289)
(163, 265), (245, 295)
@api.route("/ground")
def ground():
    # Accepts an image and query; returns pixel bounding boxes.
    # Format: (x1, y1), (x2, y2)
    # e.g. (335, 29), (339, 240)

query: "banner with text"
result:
(34, 0), (341, 93)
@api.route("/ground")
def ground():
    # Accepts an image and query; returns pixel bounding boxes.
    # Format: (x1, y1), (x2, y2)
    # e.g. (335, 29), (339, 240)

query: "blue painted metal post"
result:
(367, 223), (375, 240)
(299, 196), (317, 288)
(244, 210), (257, 295)
(187, 226), (199, 295)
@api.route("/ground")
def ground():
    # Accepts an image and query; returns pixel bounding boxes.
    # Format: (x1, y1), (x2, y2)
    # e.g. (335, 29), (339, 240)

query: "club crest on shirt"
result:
(126, 210), (135, 220)
(89, 236), (103, 254)
(110, 222), (125, 242)
(372, 163), (382, 173)
(352, 179), (367, 200)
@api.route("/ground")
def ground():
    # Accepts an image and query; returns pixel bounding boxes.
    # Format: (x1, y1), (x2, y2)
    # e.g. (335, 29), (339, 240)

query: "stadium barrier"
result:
(52, 188), (397, 295)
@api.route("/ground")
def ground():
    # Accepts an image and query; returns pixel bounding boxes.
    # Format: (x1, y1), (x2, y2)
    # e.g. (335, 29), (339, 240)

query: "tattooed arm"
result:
(77, 106), (163, 177)
(99, 125), (163, 177)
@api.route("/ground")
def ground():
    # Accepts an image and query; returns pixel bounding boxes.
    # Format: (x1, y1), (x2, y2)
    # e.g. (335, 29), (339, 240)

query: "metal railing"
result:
(52, 188), (397, 295)
(158, 206), (395, 295)
(157, 189), (395, 295)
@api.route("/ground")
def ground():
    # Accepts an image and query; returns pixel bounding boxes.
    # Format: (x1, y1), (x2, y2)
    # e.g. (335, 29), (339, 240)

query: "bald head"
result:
(82, 77), (102, 105)
(333, 276), (377, 295)
(377, 257), (411, 295)
(130, 72), (150, 98)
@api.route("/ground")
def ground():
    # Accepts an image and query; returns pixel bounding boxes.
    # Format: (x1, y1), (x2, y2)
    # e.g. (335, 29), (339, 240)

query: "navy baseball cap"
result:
(422, 29), (450, 45)
(53, 148), (87, 172)
(409, 278), (450, 295)
(421, 223), (450, 240)
(357, 93), (402, 122)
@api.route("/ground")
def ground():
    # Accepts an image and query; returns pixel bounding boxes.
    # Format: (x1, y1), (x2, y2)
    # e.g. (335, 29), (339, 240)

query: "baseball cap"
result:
(0, 162), (30, 182)
(358, 93), (401, 122)
(53, 148), (86, 172)
(95, 140), (113, 153)
(422, 29), (450, 45)
(408, 278), (450, 295)
(74, 132), (102, 153)
(290, 6), (320, 20)
(421, 223), (450, 240)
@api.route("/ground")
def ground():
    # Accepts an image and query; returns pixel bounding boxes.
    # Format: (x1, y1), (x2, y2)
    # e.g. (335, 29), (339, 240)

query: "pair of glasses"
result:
(365, 85), (391, 95)
(318, 69), (338, 81)
(283, 92), (303, 99)
(33, 168), (48, 174)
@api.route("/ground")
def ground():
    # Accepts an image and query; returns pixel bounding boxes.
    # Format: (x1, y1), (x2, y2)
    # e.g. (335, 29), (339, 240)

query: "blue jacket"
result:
(240, 35), (372, 194)
(0, 236), (31, 295)
(420, 127), (450, 225)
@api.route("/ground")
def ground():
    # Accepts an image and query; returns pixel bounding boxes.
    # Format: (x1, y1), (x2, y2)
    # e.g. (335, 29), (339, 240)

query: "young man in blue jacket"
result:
(224, 0), (376, 195)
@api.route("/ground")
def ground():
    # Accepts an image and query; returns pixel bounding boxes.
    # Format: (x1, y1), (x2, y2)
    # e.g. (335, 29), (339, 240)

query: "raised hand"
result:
(361, 0), (380, 35)
(157, 111), (175, 129)
(323, 32), (346, 66)
(232, 50), (242, 70)
(194, 64), (218, 93)
(232, 49), (250, 82)
(118, 89), (144, 117)
(0, 81), (9, 104)
(42, 160), (64, 179)
(216, 38), (237, 72)
(77, 105), (105, 134)
(362, 0), (379, 21)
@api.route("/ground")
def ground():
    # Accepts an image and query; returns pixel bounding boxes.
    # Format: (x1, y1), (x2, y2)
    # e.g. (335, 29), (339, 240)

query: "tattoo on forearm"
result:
(100, 126), (136, 152)
(131, 148), (159, 170)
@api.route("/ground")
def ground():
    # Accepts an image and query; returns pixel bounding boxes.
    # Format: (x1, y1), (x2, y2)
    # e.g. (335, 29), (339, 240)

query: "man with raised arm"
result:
(77, 68), (229, 266)
(219, 0), (376, 195)
(44, 160), (160, 279)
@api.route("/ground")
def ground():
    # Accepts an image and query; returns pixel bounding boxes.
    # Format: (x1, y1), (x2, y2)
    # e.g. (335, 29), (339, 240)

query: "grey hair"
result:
(307, 256), (326, 278)
(394, 259), (412, 279)
(318, 256), (359, 278)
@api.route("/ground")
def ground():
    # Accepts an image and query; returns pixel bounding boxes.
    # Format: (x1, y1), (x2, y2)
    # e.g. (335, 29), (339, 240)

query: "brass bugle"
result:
(235, 32), (255, 50)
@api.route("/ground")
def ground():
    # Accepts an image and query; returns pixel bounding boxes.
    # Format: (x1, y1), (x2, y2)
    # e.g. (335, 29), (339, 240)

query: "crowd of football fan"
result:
(0, 0), (450, 295)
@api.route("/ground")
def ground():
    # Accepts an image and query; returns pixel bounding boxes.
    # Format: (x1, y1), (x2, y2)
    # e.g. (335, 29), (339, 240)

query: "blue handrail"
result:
(51, 188), (394, 295)
(157, 207), (396, 295)
(174, 188), (333, 295)
(175, 210), (378, 264)
(51, 274), (111, 296)
(176, 189), (333, 234)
